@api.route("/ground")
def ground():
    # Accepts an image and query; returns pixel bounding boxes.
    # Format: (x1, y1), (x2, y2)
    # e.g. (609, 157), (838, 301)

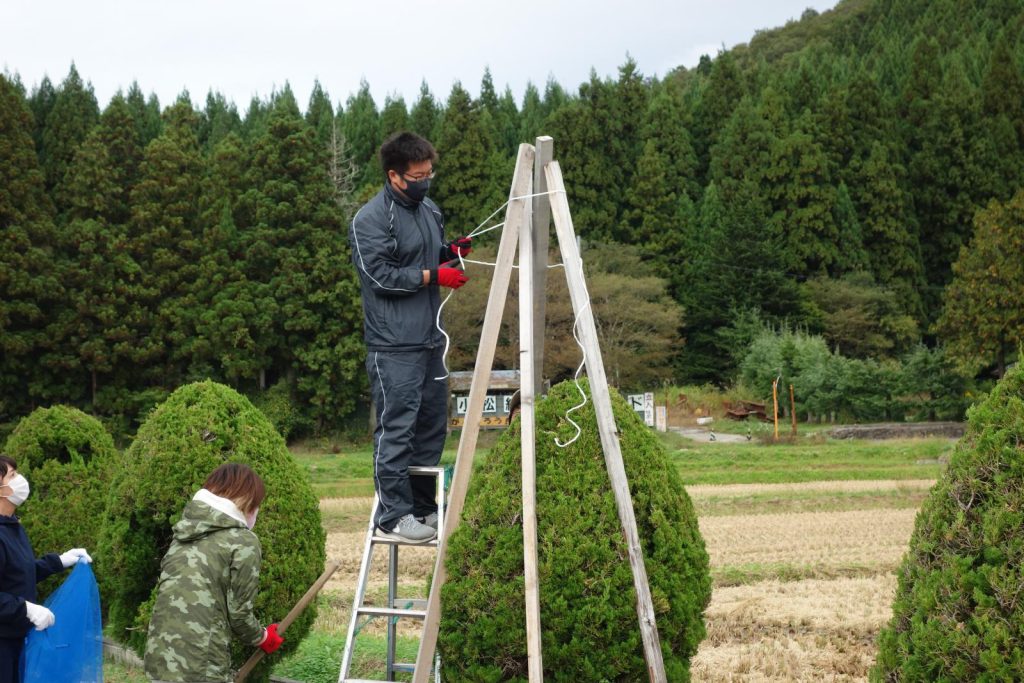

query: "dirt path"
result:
(670, 426), (750, 443)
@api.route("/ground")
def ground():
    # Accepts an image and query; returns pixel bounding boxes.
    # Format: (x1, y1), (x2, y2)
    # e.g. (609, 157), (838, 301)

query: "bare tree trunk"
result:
(329, 121), (359, 221)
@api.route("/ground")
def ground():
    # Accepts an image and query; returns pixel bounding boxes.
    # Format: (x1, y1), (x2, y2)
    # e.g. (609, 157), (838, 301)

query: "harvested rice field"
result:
(688, 478), (933, 682)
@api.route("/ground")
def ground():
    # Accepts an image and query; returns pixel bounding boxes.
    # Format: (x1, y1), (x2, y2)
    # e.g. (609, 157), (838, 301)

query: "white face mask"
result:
(245, 507), (259, 530)
(1, 474), (30, 507)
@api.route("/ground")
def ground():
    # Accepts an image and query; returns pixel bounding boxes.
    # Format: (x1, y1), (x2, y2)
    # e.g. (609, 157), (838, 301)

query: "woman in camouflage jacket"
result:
(144, 463), (283, 682)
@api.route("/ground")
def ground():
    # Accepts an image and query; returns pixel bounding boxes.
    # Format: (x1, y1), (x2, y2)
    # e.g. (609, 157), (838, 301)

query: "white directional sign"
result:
(627, 394), (645, 412)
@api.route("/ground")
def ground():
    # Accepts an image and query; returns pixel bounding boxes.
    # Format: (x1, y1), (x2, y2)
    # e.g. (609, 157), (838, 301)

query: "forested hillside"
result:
(2, 0), (1022, 436)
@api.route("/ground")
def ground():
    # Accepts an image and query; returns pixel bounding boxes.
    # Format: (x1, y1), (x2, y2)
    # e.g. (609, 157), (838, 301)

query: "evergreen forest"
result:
(2, 0), (1023, 437)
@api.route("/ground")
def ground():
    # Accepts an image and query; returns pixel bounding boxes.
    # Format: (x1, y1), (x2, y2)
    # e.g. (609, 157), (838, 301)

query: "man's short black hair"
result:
(379, 131), (437, 177)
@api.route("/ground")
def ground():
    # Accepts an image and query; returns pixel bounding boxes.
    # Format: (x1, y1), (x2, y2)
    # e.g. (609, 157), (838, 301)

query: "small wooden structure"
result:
(724, 400), (769, 421)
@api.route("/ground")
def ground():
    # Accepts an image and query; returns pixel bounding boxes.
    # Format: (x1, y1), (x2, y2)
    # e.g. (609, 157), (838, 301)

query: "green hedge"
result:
(96, 381), (325, 682)
(439, 379), (711, 681)
(872, 365), (1024, 680)
(3, 405), (119, 597)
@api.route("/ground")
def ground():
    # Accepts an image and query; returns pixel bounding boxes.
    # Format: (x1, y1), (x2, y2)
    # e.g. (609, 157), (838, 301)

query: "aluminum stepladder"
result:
(338, 465), (446, 682)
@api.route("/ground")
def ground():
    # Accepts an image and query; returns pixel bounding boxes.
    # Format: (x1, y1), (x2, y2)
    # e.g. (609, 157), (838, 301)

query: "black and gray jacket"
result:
(349, 183), (453, 352)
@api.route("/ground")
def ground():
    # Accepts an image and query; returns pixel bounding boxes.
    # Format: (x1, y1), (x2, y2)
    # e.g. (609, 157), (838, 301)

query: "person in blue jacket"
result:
(0, 454), (91, 683)
(349, 131), (473, 544)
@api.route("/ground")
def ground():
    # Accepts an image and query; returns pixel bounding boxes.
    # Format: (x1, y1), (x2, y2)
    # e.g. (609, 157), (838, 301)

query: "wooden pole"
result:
(790, 384), (797, 437)
(772, 377), (780, 442)
(519, 169), (544, 681)
(412, 143), (536, 683)
(545, 161), (668, 683)
(531, 136), (554, 398)
(234, 560), (340, 682)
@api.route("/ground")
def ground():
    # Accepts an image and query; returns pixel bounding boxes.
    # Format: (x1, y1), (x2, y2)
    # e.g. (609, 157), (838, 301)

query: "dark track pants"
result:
(366, 347), (448, 530)
(0, 636), (22, 683)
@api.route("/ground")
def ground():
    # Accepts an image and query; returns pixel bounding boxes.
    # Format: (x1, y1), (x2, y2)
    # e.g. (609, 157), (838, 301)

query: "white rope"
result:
(457, 258), (566, 270)
(554, 254), (592, 448)
(434, 189), (564, 380)
(554, 296), (590, 448)
(468, 222), (504, 238)
(436, 186), (584, 449)
(433, 287), (456, 380)
(466, 189), (565, 239)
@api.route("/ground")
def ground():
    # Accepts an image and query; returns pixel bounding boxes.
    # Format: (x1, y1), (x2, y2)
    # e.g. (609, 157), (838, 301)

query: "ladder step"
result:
(357, 606), (426, 619)
(408, 465), (445, 477)
(371, 534), (439, 547)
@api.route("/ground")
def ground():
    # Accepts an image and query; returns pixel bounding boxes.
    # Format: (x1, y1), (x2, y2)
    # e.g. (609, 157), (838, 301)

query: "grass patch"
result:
(712, 561), (900, 587)
(663, 435), (951, 485)
(692, 487), (931, 516)
(272, 629), (424, 683)
(103, 661), (148, 683)
(291, 432), (489, 499)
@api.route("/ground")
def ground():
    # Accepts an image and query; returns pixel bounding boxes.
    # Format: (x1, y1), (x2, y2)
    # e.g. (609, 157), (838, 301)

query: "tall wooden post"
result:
(519, 170), (544, 681)
(790, 384), (797, 437)
(531, 136), (554, 397)
(545, 161), (668, 683)
(412, 144), (536, 683)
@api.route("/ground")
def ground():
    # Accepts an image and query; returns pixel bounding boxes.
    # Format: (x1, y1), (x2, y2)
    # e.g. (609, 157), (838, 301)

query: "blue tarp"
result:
(21, 562), (103, 683)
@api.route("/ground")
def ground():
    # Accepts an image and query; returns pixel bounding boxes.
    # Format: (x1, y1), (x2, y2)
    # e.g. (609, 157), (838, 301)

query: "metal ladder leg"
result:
(386, 543), (398, 681)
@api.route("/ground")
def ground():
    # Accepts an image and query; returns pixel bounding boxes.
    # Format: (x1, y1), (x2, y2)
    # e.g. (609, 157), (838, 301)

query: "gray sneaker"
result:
(377, 514), (436, 543)
(417, 512), (439, 531)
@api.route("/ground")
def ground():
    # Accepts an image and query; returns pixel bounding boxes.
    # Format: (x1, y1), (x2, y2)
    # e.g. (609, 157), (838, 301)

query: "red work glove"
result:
(436, 267), (468, 290)
(442, 236), (472, 262)
(259, 623), (284, 654)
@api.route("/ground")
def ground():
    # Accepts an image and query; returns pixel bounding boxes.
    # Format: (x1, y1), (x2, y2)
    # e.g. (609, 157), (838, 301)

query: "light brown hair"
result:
(204, 463), (265, 514)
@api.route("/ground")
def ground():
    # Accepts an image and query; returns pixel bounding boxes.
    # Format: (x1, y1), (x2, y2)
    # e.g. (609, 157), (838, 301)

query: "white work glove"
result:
(59, 548), (93, 568)
(24, 601), (55, 631)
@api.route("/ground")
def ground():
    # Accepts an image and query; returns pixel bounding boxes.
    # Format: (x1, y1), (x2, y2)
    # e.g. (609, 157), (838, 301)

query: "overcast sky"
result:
(3, 0), (840, 112)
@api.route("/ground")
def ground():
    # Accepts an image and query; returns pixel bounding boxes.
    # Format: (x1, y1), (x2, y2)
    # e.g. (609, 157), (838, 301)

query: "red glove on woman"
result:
(259, 623), (284, 654)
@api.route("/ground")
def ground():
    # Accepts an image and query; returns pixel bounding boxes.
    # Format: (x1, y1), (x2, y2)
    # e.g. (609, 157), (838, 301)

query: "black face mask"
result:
(402, 177), (431, 203)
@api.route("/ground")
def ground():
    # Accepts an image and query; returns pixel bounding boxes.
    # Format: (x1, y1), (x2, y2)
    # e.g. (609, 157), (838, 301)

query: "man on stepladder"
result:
(349, 132), (472, 544)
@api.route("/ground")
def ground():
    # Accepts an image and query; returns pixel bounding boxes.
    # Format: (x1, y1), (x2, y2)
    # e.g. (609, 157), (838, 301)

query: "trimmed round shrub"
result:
(3, 405), (119, 596)
(439, 379), (711, 681)
(97, 381), (325, 681)
(872, 365), (1024, 681)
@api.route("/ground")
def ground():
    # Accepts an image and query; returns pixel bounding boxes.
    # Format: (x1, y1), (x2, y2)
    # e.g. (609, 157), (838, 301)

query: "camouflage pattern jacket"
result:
(144, 493), (264, 682)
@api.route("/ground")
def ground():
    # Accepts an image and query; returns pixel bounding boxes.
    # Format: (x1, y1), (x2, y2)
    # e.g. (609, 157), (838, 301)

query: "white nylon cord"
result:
(554, 254), (592, 448)
(433, 188), (589, 446)
(554, 296), (590, 448)
(433, 189), (564, 381)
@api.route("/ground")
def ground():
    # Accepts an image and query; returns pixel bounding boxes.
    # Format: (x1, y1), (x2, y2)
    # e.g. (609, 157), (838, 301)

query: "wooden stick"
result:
(234, 560), (341, 683)
(519, 164), (544, 681)
(545, 161), (667, 683)
(772, 377), (779, 441)
(412, 143), (536, 682)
